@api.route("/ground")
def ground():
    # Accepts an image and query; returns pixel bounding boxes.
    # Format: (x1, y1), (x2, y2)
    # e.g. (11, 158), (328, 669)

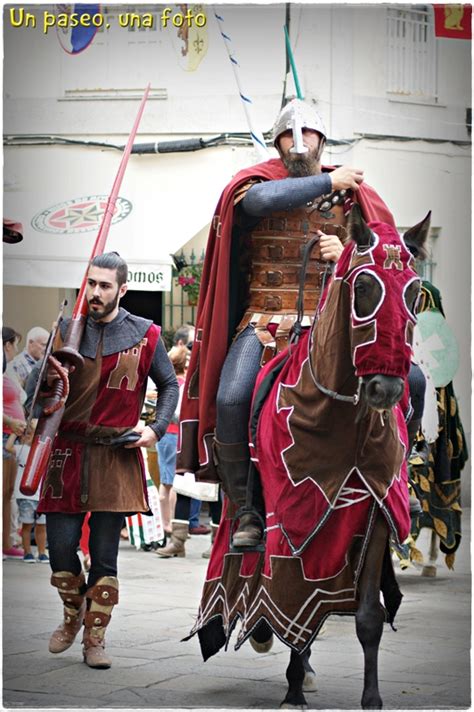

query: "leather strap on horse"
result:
(292, 236), (361, 405)
(291, 235), (323, 347)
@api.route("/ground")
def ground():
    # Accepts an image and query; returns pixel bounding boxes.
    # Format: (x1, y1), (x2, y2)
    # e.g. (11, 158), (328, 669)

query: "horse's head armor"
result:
(330, 205), (430, 409)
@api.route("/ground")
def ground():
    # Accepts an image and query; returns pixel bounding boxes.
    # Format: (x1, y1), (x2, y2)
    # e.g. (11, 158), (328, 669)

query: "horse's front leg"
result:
(249, 619), (274, 653)
(302, 647), (317, 691)
(281, 650), (307, 709)
(355, 512), (388, 709)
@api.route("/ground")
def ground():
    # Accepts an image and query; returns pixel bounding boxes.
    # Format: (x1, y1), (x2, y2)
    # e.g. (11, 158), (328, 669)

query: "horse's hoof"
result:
(302, 671), (317, 692)
(250, 633), (274, 653)
(422, 565), (437, 577)
(361, 693), (382, 709)
(280, 704), (308, 710)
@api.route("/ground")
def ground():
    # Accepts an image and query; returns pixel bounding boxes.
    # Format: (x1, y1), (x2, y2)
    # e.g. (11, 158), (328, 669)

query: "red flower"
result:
(175, 260), (204, 301)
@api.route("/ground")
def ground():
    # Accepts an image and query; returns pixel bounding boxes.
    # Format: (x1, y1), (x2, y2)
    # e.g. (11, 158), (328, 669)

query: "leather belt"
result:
(238, 312), (314, 329)
(59, 431), (124, 446)
(236, 312), (314, 366)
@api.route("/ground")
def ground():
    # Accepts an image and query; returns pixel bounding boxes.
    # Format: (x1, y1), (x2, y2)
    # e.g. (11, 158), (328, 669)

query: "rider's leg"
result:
(407, 362), (426, 448)
(407, 362), (426, 516)
(215, 326), (264, 547)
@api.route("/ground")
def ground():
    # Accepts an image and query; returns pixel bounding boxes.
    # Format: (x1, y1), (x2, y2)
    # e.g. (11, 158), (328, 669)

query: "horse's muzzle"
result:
(362, 375), (404, 411)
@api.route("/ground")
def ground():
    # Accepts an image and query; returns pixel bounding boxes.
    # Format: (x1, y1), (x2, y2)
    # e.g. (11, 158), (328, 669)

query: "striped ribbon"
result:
(214, 9), (269, 161)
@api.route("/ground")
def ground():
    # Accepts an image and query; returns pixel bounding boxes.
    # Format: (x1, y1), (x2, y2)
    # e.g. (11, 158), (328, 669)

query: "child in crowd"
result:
(14, 422), (49, 563)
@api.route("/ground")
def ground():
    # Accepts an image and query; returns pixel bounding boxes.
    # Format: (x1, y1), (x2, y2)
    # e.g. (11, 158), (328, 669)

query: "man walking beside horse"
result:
(36, 252), (178, 668)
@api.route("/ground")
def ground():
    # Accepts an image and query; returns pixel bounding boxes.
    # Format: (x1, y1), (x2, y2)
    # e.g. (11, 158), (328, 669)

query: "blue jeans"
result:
(189, 498), (201, 528)
(157, 432), (178, 485)
(46, 511), (125, 587)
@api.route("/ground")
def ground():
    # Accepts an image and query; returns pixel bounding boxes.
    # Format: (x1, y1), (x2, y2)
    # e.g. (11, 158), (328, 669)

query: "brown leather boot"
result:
(82, 576), (119, 669)
(155, 519), (189, 558)
(232, 512), (264, 548)
(213, 439), (264, 549)
(49, 571), (86, 654)
(202, 522), (219, 559)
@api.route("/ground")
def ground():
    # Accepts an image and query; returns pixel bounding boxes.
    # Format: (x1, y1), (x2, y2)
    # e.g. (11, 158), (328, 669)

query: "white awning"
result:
(3, 142), (256, 290)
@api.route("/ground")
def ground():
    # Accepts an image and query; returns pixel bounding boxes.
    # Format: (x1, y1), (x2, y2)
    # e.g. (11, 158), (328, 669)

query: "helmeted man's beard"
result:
(281, 146), (322, 177)
(88, 291), (120, 321)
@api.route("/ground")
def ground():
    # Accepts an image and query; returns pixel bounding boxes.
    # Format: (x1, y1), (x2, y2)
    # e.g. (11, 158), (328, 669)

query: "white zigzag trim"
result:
(334, 486), (371, 509)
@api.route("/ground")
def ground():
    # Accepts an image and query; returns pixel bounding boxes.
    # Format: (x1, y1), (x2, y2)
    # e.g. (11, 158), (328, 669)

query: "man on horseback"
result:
(173, 99), (396, 553)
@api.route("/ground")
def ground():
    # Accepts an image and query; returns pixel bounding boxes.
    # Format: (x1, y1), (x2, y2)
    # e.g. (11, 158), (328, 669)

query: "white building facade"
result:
(3, 4), (471, 453)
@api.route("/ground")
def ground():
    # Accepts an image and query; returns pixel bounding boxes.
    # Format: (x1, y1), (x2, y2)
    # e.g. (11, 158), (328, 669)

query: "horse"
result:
(187, 205), (431, 709)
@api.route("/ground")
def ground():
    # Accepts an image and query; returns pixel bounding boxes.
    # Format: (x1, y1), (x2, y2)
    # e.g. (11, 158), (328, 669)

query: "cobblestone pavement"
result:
(3, 513), (470, 710)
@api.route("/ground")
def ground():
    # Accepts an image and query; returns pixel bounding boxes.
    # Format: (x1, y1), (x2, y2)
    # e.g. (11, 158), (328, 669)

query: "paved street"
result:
(3, 512), (470, 710)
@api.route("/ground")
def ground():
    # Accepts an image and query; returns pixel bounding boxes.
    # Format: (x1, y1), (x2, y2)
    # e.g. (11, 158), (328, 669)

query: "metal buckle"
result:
(265, 270), (283, 286)
(265, 244), (284, 260)
(263, 295), (282, 311)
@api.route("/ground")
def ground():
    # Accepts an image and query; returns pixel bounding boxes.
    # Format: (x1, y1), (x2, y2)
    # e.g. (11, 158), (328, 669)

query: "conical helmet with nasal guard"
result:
(272, 99), (327, 148)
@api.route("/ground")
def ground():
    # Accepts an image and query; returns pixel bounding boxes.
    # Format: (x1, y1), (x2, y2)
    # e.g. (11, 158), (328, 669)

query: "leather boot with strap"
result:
(82, 576), (119, 669)
(49, 571), (86, 654)
(155, 519), (189, 558)
(213, 439), (263, 549)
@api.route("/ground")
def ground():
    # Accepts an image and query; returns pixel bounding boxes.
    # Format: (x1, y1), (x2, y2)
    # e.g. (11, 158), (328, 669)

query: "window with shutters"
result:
(386, 6), (438, 101)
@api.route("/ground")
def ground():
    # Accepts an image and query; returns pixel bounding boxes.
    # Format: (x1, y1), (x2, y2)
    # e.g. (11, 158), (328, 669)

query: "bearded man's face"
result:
(278, 128), (324, 177)
(86, 266), (126, 323)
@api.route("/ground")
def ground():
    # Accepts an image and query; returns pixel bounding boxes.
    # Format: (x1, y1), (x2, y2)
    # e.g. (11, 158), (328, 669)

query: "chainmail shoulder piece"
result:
(60, 308), (153, 357)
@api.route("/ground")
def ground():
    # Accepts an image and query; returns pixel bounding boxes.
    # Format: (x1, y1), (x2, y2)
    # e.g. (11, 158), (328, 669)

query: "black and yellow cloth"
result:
(407, 281), (468, 568)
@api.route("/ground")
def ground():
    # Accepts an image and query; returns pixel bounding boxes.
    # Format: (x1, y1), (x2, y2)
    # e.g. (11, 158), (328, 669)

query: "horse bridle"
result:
(291, 235), (362, 406)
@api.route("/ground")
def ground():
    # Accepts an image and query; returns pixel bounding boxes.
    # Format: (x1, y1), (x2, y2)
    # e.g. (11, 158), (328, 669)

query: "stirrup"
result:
(229, 506), (266, 554)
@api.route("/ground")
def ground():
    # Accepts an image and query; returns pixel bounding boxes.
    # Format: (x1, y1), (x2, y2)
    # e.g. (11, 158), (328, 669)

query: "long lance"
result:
(284, 25), (304, 100)
(283, 25), (308, 155)
(20, 85), (150, 496)
(213, 9), (269, 162)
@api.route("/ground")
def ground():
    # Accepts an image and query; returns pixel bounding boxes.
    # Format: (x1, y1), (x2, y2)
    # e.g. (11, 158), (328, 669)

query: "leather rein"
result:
(290, 235), (362, 406)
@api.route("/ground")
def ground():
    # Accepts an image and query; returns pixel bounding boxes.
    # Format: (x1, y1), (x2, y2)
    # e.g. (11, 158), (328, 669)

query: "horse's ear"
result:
(403, 211), (431, 260)
(348, 204), (374, 250)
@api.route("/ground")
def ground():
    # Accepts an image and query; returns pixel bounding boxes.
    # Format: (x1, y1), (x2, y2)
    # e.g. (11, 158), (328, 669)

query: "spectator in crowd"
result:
(173, 324), (195, 351)
(7, 326), (48, 388)
(14, 422), (49, 563)
(156, 345), (188, 535)
(3, 327), (26, 559)
(172, 326), (210, 537)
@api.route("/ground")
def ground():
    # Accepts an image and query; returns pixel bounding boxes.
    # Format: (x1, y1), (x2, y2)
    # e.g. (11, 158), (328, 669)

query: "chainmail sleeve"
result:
(148, 338), (179, 440)
(241, 173), (332, 216)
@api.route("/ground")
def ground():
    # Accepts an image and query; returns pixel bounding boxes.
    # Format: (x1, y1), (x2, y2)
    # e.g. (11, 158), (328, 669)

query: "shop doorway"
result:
(120, 289), (163, 325)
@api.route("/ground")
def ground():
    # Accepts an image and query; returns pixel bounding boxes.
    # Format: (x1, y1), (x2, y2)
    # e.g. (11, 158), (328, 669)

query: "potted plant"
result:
(175, 261), (203, 306)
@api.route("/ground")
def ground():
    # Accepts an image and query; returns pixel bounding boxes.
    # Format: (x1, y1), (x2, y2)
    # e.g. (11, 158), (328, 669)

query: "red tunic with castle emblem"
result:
(38, 324), (160, 514)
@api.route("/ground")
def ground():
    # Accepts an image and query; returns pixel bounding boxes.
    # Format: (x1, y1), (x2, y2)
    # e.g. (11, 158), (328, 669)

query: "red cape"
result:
(177, 158), (395, 481)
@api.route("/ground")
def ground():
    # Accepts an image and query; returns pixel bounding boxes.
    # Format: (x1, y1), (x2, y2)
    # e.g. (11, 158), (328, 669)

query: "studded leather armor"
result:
(236, 192), (350, 364)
